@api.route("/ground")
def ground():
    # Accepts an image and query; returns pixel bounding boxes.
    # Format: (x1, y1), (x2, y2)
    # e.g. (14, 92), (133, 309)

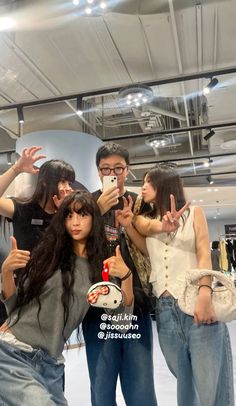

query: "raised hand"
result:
(115, 196), (133, 228)
(52, 185), (73, 209)
(97, 186), (119, 215)
(104, 245), (130, 279)
(13, 146), (46, 175)
(161, 195), (191, 233)
(2, 236), (30, 274)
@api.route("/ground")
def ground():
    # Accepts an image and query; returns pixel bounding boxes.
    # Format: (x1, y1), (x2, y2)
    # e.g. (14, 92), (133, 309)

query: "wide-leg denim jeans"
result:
(156, 297), (234, 406)
(82, 312), (157, 406)
(0, 340), (67, 406)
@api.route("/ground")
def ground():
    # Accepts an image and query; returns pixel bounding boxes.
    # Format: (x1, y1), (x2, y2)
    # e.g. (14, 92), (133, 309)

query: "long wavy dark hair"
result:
(144, 165), (188, 220)
(16, 190), (108, 329)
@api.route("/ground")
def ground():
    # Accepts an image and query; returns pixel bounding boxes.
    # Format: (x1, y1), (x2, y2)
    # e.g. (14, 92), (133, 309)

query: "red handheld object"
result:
(102, 263), (109, 281)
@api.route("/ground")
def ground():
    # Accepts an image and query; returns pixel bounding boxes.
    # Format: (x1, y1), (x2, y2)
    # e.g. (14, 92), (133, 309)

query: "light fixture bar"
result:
(0, 66), (236, 111)
(17, 106), (24, 123)
(104, 121), (236, 141)
(129, 151), (236, 167)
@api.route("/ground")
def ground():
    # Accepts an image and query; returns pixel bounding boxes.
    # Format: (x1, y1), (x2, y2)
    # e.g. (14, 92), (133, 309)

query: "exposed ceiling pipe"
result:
(3, 34), (98, 136)
(138, 16), (156, 79)
(147, 104), (186, 121)
(168, 0), (195, 174)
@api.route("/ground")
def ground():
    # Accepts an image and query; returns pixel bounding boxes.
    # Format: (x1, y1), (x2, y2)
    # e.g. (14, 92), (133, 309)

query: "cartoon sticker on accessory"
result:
(87, 263), (123, 309)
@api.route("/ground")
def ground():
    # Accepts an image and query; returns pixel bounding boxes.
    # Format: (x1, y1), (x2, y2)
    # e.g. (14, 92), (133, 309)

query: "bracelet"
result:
(198, 284), (213, 294)
(120, 269), (132, 281)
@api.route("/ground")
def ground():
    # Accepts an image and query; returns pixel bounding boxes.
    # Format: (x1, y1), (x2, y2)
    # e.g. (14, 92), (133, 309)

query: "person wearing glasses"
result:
(82, 143), (157, 406)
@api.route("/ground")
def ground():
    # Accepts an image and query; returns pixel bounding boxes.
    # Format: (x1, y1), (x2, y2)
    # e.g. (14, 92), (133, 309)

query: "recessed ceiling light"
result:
(214, 188), (219, 192)
(100, 1), (107, 9)
(85, 7), (92, 14)
(207, 188), (212, 192)
(199, 199), (203, 202)
(0, 17), (15, 31)
(213, 216), (217, 219)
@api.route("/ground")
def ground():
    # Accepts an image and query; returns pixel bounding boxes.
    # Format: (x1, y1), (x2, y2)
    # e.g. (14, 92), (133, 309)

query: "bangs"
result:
(65, 198), (93, 217)
(59, 167), (75, 183)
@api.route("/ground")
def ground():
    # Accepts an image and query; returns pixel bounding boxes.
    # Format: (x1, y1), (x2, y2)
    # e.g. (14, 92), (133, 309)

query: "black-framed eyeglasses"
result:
(99, 166), (127, 176)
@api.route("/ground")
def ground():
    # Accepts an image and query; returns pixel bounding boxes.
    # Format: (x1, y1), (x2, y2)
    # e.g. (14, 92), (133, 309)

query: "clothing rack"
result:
(220, 234), (236, 240)
(219, 235), (236, 273)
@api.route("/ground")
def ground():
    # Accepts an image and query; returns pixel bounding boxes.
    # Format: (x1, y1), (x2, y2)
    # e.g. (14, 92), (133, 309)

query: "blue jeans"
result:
(0, 340), (67, 406)
(82, 311), (157, 406)
(156, 297), (234, 406)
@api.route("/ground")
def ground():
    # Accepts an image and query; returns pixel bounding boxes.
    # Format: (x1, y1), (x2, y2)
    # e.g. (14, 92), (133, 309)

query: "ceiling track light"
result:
(17, 106), (24, 124)
(204, 129), (215, 141)
(203, 158), (213, 167)
(7, 152), (12, 165)
(203, 77), (219, 95)
(76, 96), (83, 116)
(206, 175), (214, 185)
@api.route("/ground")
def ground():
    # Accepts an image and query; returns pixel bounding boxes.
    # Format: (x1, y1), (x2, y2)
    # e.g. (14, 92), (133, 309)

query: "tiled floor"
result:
(64, 321), (236, 406)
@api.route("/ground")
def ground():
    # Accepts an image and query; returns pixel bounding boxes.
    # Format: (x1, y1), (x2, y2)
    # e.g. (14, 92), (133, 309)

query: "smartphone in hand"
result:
(103, 175), (118, 192)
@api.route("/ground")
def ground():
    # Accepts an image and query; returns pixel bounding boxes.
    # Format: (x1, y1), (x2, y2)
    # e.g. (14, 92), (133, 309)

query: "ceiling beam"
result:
(102, 120), (236, 141)
(0, 66), (236, 111)
(130, 171), (236, 184)
(129, 151), (236, 167)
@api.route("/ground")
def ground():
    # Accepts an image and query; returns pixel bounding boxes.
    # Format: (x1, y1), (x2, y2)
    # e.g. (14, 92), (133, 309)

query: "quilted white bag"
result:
(178, 269), (236, 322)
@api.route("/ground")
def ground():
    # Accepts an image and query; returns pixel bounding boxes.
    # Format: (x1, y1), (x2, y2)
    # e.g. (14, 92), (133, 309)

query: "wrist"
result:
(124, 223), (133, 231)
(11, 164), (21, 176)
(198, 285), (213, 296)
(2, 264), (12, 275)
(120, 269), (132, 281)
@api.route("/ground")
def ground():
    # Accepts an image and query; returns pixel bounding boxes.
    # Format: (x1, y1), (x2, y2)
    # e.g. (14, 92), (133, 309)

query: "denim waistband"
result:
(0, 332), (34, 352)
(158, 296), (177, 303)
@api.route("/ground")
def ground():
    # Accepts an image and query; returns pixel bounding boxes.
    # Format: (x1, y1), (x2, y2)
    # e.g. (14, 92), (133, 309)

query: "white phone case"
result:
(103, 175), (118, 192)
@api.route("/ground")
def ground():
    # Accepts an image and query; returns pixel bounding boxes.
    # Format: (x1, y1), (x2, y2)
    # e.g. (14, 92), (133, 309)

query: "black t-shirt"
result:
(9, 199), (54, 251)
(0, 200), (54, 326)
(92, 189), (152, 314)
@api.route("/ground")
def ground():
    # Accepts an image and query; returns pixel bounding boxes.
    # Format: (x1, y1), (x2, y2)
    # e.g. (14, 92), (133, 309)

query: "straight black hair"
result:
(96, 142), (130, 167)
(144, 165), (187, 219)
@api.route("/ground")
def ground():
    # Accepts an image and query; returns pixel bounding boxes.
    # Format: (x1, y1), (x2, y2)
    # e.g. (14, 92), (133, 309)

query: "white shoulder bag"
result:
(178, 269), (236, 323)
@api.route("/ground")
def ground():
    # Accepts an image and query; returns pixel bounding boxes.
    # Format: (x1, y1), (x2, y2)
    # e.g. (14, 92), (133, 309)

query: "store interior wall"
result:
(16, 130), (103, 193)
(208, 219), (235, 241)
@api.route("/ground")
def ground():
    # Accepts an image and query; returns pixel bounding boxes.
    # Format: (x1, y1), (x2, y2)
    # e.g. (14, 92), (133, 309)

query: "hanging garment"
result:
(219, 240), (229, 272)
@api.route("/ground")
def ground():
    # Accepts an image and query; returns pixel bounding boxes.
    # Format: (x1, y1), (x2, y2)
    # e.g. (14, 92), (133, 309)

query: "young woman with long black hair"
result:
(0, 147), (75, 325)
(0, 191), (133, 406)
